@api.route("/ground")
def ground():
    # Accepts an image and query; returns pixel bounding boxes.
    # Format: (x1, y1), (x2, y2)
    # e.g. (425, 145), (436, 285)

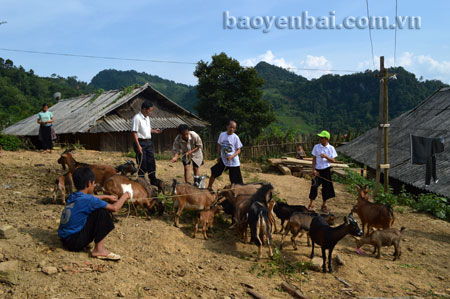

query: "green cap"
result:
(317, 130), (330, 140)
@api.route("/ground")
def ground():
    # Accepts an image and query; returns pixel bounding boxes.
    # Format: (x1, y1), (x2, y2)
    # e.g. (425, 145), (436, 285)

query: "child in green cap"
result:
(308, 130), (337, 213)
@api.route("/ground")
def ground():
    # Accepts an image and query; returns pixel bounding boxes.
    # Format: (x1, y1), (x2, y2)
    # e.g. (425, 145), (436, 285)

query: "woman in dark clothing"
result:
(37, 103), (54, 153)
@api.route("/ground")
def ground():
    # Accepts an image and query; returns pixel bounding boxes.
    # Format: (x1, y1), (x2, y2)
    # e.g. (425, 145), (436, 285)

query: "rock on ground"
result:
(0, 260), (19, 285)
(0, 225), (17, 239)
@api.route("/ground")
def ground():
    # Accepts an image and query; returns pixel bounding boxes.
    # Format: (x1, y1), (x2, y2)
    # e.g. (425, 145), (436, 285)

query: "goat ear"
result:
(344, 216), (348, 223)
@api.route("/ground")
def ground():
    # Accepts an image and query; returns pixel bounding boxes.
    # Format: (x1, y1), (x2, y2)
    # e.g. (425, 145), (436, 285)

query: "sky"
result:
(1, 0), (449, 86)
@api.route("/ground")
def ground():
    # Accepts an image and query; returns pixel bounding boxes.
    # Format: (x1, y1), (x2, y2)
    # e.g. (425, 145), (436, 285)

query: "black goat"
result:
(115, 160), (137, 175)
(247, 184), (274, 259)
(273, 202), (309, 233)
(310, 213), (362, 273)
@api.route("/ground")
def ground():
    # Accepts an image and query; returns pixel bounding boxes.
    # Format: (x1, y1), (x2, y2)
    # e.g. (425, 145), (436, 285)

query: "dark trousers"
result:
(134, 139), (157, 184)
(210, 159), (244, 185)
(40, 125), (53, 150)
(62, 209), (114, 252)
(425, 155), (437, 185)
(309, 167), (335, 202)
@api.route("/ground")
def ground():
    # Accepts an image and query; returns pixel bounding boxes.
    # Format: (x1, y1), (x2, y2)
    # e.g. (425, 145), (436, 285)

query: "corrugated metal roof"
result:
(338, 87), (450, 198)
(2, 83), (208, 136)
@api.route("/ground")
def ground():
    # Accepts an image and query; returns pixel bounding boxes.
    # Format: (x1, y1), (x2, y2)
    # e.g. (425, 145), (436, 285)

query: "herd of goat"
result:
(52, 150), (405, 273)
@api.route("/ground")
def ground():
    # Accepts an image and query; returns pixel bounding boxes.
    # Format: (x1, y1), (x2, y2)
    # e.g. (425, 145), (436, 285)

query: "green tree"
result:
(194, 53), (276, 142)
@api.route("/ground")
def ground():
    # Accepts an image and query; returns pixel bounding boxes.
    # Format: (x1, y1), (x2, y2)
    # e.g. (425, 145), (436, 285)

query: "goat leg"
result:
(328, 247), (334, 273)
(291, 231), (300, 251)
(174, 202), (186, 227)
(202, 221), (208, 240)
(376, 242), (381, 259)
(192, 219), (199, 238)
(280, 229), (288, 250)
(310, 242), (315, 259)
(321, 247), (327, 273)
(306, 233), (311, 247)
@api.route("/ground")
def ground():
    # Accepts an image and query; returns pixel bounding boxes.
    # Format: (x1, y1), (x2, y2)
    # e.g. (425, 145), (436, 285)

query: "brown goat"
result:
(103, 175), (164, 219)
(171, 179), (217, 228)
(355, 227), (405, 260)
(58, 151), (117, 187)
(280, 212), (335, 250)
(192, 204), (224, 240)
(52, 172), (73, 204)
(353, 185), (395, 236)
(235, 184), (274, 243)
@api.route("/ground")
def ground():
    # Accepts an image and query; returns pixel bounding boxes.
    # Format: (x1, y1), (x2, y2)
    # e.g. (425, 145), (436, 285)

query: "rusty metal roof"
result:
(2, 83), (208, 136)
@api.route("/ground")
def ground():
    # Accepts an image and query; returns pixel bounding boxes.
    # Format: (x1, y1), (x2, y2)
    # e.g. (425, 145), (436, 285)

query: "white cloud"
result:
(242, 51), (332, 79)
(242, 50), (295, 70)
(358, 52), (450, 83)
(299, 55), (332, 79)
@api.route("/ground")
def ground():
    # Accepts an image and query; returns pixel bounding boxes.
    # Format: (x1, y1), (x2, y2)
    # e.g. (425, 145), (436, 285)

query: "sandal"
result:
(321, 206), (330, 214)
(307, 204), (315, 211)
(92, 252), (121, 261)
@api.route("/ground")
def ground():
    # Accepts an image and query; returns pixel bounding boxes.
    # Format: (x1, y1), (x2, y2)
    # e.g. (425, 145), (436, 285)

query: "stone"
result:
(335, 254), (345, 266)
(0, 260), (19, 285)
(117, 290), (125, 297)
(41, 266), (58, 275)
(310, 257), (323, 271)
(0, 225), (17, 239)
(0, 253), (4, 262)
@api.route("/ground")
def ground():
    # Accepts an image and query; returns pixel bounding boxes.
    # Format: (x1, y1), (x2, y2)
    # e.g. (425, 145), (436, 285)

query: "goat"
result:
(235, 183), (274, 243)
(218, 183), (263, 225)
(355, 227), (406, 260)
(273, 202), (309, 233)
(52, 172), (73, 204)
(192, 204), (224, 240)
(247, 184), (274, 259)
(171, 179), (217, 227)
(103, 175), (164, 219)
(115, 160), (137, 176)
(280, 212), (335, 250)
(310, 213), (363, 273)
(353, 185), (395, 236)
(57, 150), (117, 187)
(193, 175), (207, 189)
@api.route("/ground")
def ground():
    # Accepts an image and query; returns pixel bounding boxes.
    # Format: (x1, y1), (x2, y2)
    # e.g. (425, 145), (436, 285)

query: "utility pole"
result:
(374, 57), (384, 196)
(374, 56), (391, 195)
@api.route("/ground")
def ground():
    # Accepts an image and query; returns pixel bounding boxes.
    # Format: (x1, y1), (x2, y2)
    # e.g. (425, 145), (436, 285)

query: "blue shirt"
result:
(38, 111), (53, 126)
(58, 192), (108, 240)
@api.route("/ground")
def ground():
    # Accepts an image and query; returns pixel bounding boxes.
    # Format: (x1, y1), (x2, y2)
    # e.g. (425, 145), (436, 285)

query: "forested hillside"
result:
(255, 62), (445, 133)
(0, 58), (93, 129)
(0, 57), (446, 135)
(90, 69), (198, 112)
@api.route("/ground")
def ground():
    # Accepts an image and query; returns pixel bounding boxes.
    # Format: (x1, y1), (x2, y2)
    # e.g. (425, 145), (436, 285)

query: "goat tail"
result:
(400, 226), (406, 233)
(171, 179), (177, 195)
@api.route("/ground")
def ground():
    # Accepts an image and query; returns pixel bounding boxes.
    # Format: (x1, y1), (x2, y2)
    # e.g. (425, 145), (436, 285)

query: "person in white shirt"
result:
(207, 120), (243, 189)
(308, 130), (337, 213)
(171, 124), (204, 183)
(131, 101), (161, 185)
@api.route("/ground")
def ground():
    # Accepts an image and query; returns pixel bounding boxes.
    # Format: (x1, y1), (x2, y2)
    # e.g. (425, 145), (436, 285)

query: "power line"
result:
(0, 48), (197, 65)
(394, 0), (398, 67)
(286, 67), (359, 73)
(365, 0), (376, 69)
(0, 47), (363, 74)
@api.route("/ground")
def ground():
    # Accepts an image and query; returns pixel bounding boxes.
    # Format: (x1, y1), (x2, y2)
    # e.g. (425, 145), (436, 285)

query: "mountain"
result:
(90, 69), (198, 112)
(254, 61), (446, 134)
(0, 58), (94, 129)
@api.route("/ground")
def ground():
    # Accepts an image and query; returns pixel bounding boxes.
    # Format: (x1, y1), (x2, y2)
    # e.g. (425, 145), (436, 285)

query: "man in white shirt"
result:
(207, 120), (244, 189)
(308, 130), (337, 213)
(131, 101), (161, 185)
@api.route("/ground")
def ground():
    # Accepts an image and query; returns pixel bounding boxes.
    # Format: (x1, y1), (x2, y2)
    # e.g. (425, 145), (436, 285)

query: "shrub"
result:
(0, 134), (22, 151)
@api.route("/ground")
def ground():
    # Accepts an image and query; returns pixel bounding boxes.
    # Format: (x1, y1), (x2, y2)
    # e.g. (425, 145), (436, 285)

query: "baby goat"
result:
(355, 227), (406, 260)
(192, 204), (224, 240)
(310, 213), (362, 273)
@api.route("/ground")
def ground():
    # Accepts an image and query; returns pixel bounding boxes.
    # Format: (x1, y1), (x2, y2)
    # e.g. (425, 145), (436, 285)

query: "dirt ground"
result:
(0, 149), (449, 299)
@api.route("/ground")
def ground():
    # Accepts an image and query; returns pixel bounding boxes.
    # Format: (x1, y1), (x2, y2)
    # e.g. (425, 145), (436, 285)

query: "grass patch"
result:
(333, 168), (450, 222)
